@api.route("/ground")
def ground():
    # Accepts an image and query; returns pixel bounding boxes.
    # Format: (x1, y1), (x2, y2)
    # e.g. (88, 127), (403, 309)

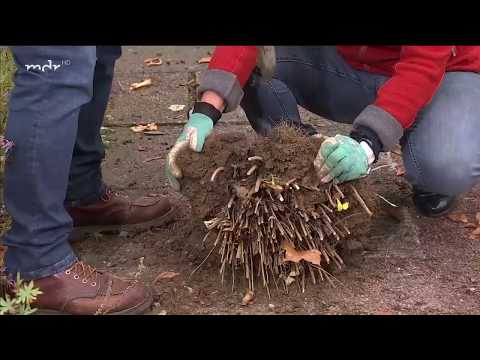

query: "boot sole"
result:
(35, 288), (154, 315)
(69, 205), (178, 242)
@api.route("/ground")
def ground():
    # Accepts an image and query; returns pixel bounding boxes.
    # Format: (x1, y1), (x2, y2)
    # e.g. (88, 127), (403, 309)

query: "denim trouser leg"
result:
(241, 46), (385, 135)
(4, 46), (97, 280)
(65, 46), (121, 206)
(241, 46), (480, 196)
(402, 72), (480, 195)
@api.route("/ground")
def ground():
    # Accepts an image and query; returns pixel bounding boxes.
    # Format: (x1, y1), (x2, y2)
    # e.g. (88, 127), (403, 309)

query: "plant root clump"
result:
(176, 125), (377, 295)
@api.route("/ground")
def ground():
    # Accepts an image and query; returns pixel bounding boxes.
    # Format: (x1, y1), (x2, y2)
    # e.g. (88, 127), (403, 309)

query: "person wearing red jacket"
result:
(166, 46), (480, 217)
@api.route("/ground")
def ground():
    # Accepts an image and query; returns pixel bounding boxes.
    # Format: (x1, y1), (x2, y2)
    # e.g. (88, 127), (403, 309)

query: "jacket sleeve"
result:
(353, 46), (453, 151)
(197, 46), (258, 112)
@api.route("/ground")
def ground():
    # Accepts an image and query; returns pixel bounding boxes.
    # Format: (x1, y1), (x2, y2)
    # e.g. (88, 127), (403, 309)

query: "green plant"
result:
(0, 273), (42, 315)
(0, 48), (15, 135)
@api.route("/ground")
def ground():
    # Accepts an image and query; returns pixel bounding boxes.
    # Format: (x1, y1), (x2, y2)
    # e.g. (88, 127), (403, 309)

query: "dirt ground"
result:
(52, 46), (480, 314)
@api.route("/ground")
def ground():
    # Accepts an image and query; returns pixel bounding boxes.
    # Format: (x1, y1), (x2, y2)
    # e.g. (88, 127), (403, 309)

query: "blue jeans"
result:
(241, 46), (480, 196)
(3, 46), (121, 280)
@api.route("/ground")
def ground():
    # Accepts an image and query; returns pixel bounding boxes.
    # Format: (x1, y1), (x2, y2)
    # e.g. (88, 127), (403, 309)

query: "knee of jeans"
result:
(408, 151), (476, 196)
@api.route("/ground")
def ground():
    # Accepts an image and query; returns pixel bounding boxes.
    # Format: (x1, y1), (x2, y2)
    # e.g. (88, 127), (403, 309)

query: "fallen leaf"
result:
(157, 310), (167, 315)
(144, 57), (162, 66)
(154, 271), (180, 284)
(282, 241), (321, 266)
(137, 146), (146, 151)
(241, 290), (255, 306)
(197, 56), (212, 64)
(168, 104), (186, 112)
(472, 227), (480, 236)
(395, 166), (406, 176)
(464, 223), (477, 229)
(129, 78), (152, 91)
(447, 213), (469, 224)
(130, 123), (158, 133)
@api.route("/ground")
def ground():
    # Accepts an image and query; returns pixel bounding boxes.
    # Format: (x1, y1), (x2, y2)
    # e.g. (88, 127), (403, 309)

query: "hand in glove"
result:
(165, 102), (221, 191)
(314, 126), (382, 184)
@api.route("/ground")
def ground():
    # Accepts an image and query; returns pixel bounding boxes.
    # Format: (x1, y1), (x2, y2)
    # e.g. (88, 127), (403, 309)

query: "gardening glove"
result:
(314, 126), (383, 184)
(165, 102), (221, 191)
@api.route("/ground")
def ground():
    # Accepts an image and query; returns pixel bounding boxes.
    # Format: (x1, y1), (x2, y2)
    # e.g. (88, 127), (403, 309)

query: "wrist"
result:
(350, 126), (383, 162)
(191, 101), (222, 125)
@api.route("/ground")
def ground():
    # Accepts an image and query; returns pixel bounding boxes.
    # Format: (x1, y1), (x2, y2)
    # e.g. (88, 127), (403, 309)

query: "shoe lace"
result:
(100, 187), (121, 202)
(66, 261), (99, 285)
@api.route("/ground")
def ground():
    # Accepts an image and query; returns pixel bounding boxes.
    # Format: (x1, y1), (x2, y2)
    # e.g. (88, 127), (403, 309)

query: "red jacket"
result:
(207, 46), (480, 129)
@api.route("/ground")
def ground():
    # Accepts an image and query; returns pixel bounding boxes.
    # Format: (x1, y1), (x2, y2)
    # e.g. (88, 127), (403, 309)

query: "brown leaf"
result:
(241, 290), (255, 306)
(472, 227), (480, 236)
(197, 56), (212, 64)
(144, 57), (162, 66)
(282, 241), (321, 266)
(130, 123), (158, 133)
(137, 146), (146, 151)
(154, 271), (180, 284)
(395, 166), (406, 177)
(447, 213), (469, 224)
(476, 212), (480, 225)
(464, 223), (477, 229)
(129, 78), (152, 91)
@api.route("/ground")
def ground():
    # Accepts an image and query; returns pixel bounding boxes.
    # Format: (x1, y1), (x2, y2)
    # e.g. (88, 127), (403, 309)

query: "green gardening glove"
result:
(165, 113), (214, 191)
(314, 135), (375, 184)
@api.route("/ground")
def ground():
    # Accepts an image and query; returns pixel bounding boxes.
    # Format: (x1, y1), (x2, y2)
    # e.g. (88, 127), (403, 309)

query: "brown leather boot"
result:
(33, 261), (153, 315)
(68, 188), (176, 235)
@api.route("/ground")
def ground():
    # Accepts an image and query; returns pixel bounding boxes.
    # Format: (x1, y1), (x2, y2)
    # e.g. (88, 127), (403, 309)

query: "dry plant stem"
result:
(183, 134), (372, 295)
(374, 193), (399, 208)
(349, 184), (373, 217)
(210, 167), (225, 182)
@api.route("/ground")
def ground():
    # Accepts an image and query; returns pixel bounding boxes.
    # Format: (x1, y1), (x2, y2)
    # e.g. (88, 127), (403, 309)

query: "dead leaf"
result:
(197, 56), (212, 64)
(447, 213), (469, 224)
(144, 57), (162, 66)
(130, 123), (158, 133)
(157, 310), (167, 315)
(129, 78), (152, 91)
(137, 146), (146, 151)
(281, 241), (321, 266)
(153, 271), (180, 284)
(395, 166), (406, 176)
(168, 104), (186, 112)
(472, 227), (480, 236)
(465, 223), (477, 229)
(241, 290), (255, 306)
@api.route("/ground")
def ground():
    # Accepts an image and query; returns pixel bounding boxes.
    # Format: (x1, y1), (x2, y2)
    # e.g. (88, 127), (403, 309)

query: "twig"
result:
(374, 193), (399, 208)
(189, 244), (217, 280)
(143, 156), (163, 163)
(349, 184), (373, 217)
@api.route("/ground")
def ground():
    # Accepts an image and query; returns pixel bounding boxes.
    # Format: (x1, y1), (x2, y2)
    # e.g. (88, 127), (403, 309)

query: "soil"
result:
(3, 46), (480, 314)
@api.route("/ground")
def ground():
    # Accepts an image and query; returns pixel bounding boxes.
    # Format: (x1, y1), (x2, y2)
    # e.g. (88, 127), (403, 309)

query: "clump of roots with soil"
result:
(176, 125), (377, 297)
